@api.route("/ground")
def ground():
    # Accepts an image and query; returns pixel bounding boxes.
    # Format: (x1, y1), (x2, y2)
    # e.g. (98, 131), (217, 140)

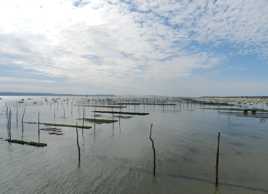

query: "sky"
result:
(0, 0), (268, 96)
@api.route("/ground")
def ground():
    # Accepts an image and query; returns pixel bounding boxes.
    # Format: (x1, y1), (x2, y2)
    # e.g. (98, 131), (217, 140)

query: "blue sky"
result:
(0, 0), (268, 96)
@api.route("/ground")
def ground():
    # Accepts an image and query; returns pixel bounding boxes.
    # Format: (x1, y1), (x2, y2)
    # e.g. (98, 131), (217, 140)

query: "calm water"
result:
(1, 96), (268, 194)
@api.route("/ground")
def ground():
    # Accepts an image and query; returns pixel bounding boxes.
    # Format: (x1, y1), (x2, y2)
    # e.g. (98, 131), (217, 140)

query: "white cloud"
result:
(0, 0), (267, 95)
(129, 0), (268, 55)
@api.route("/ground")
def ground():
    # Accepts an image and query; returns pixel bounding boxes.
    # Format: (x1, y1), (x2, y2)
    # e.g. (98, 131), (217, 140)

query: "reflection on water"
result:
(0, 96), (268, 194)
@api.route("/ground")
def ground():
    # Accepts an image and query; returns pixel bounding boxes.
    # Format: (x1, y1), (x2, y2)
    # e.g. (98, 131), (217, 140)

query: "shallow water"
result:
(1, 96), (268, 194)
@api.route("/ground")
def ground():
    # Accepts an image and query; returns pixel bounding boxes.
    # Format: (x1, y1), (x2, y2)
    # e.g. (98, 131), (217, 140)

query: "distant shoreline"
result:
(0, 92), (114, 97)
(0, 92), (267, 98)
(201, 96), (268, 99)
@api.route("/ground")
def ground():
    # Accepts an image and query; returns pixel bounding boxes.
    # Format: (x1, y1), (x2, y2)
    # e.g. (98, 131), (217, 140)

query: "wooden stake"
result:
(53, 106), (56, 120)
(76, 123), (81, 168)
(16, 103), (19, 128)
(216, 132), (221, 187)
(21, 108), (26, 140)
(93, 107), (96, 135)
(8, 110), (12, 141)
(38, 112), (40, 143)
(149, 123), (156, 177)
(82, 108), (85, 136)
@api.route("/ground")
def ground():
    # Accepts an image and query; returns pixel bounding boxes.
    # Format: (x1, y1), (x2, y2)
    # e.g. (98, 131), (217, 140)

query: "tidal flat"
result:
(0, 96), (268, 194)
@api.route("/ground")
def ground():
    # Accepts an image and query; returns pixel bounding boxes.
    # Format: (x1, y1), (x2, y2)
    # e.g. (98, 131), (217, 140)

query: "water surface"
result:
(0, 96), (268, 194)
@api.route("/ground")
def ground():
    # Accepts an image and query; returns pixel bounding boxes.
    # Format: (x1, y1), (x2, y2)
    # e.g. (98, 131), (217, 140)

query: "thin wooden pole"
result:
(112, 108), (114, 136)
(53, 105), (56, 120)
(6, 106), (9, 138)
(63, 106), (66, 118)
(93, 107), (96, 135)
(76, 123), (81, 168)
(112, 107), (114, 127)
(149, 123), (156, 177)
(71, 101), (73, 116)
(21, 108), (26, 140)
(16, 103), (19, 128)
(216, 132), (221, 187)
(8, 109), (12, 141)
(82, 108), (85, 136)
(38, 112), (40, 143)
(119, 107), (121, 127)
(5, 105), (9, 121)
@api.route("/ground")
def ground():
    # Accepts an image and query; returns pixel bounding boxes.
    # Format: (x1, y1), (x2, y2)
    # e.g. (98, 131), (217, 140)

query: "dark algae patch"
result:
(78, 118), (118, 124)
(93, 110), (149, 115)
(6, 139), (47, 147)
(25, 122), (92, 129)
